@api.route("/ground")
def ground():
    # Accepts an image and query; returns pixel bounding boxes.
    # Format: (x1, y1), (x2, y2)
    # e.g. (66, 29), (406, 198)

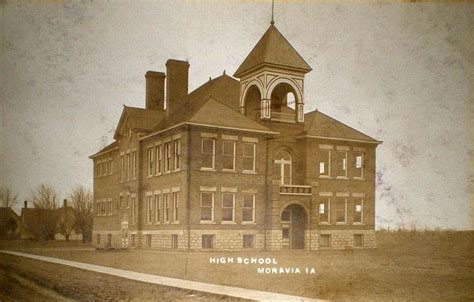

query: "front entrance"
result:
(280, 204), (307, 249)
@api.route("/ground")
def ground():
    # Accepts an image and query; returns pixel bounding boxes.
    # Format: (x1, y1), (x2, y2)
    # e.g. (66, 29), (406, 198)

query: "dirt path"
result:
(0, 254), (249, 301)
(0, 268), (56, 302)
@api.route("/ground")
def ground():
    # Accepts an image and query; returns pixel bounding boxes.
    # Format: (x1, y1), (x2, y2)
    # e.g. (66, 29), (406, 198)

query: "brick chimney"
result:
(145, 71), (166, 110)
(24, 200), (27, 209)
(166, 59), (189, 112)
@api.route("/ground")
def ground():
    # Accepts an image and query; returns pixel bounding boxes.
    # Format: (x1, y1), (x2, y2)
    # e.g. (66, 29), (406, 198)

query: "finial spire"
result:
(270, 0), (275, 25)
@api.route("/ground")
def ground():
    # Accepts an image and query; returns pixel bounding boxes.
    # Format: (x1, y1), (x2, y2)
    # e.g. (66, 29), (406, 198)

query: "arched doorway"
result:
(280, 204), (307, 249)
(274, 150), (292, 185)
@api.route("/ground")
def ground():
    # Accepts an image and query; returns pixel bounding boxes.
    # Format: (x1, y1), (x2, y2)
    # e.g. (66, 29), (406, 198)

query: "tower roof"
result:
(234, 24), (312, 78)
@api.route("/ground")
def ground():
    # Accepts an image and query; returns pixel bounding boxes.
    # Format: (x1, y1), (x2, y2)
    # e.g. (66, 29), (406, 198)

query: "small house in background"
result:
(19, 200), (82, 241)
(90, 21), (381, 251)
(0, 207), (20, 239)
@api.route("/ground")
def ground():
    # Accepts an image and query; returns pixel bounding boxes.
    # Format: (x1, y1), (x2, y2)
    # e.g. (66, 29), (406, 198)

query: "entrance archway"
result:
(280, 204), (307, 249)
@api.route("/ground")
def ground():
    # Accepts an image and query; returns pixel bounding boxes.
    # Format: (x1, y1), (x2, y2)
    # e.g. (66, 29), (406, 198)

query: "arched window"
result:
(274, 150), (292, 185)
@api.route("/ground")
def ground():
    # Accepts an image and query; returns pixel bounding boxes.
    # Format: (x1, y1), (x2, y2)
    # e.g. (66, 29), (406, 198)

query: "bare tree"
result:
(25, 184), (60, 240)
(57, 199), (76, 242)
(70, 186), (93, 243)
(0, 187), (18, 208)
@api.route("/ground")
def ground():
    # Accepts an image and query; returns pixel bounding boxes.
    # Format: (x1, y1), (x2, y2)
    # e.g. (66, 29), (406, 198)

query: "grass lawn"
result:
(1, 231), (473, 301)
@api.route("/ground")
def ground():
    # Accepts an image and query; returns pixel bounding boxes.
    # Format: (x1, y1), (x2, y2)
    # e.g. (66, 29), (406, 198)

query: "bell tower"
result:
(234, 23), (312, 124)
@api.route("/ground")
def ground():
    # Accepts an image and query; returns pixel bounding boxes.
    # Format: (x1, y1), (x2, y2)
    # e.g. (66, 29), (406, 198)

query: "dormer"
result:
(234, 23), (312, 124)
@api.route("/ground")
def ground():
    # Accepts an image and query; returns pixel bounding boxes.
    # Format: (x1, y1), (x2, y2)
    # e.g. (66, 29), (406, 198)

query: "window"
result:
(155, 194), (161, 223)
(336, 151), (347, 178)
(126, 152), (131, 180)
(97, 200), (107, 216)
(274, 150), (292, 185)
(353, 198), (363, 223)
(131, 234), (136, 247)
(147, 147), (154, 176)
(281, 210), (291, 222)
(242, 194), (255, 222)
(319, 197), (330, 223)
(243, 143), (256, 172)
(146, 234), (152, 247)
(336, 197), (347, 223)
(146, 195), (153, 224)
(200, 192), (214, 222)
(202, 234), (214, 249)
(282, 227), (290, 239)
(222, 193), (235, 222)
(201, 139), (215, 169)
(354, 234), (363, 247)
(119, 196), (123, 209)
(319, 150), (331, 177)
(223, 140), (236, 170)
(108, 200), (112, 215)
(155, 145), (162, 175)
(131, 196), (137, 224)
(96, 163), (100, 177)
(96, 234), (101, 245)
(164, 193), (170, 223)
(354, 152), (364, 178)
(131, 151), (136, 179)
(320, 234), (331, 247)
(172, 234), (178, 249)
(106, 159), (112, 175)
(172, 192), (179, 222)
(173, 139), (181, 170)
(243, 234), (255, 248)
(164, 142), (171, 172)
(120, 155), (125, 181)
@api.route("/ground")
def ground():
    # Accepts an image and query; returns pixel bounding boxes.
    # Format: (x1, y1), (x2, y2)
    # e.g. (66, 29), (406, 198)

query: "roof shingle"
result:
(234, 24), (312, 77)
(304, 110), (379, 143)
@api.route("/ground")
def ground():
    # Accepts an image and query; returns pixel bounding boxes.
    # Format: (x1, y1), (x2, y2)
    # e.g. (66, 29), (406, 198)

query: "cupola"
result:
(234, 23), (312, 123)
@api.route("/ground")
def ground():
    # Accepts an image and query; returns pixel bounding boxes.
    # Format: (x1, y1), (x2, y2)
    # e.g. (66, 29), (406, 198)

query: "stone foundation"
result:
(318, 230), (377, 249)
(264, 230), (283, 250)
(189, 230), (264, 251)
(92, 229), (376, 250)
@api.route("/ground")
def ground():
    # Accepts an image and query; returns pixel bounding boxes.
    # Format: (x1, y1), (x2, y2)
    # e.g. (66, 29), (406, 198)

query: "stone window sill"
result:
(200, 221), (216, 224)
(242, 170), (257, 175)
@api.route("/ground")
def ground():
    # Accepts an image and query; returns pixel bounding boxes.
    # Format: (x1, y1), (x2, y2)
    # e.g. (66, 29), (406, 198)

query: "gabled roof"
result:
(188, 98), (275, 133)
(152, 74), (277, 135)
(0, 207), (20, 220)
(89, 141), (118, 159)
(188, 74), (240, 112)
(303, 110), (380, 143)
(234, 24), (312, 78)
(114, 106), (165, 139)
(154, 96), (276, 135)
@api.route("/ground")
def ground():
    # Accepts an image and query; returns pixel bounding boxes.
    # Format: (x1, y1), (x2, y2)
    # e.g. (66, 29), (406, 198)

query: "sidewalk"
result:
(0, 250), (323, 302)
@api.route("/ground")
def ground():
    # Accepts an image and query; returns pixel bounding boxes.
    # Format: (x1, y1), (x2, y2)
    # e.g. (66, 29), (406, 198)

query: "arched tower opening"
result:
(270, 82), (298, 113)
(243, 85), (262, 121)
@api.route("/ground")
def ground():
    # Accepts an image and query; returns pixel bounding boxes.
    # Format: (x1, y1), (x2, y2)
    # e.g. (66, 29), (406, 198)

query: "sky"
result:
(1, 1), (473, 230)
